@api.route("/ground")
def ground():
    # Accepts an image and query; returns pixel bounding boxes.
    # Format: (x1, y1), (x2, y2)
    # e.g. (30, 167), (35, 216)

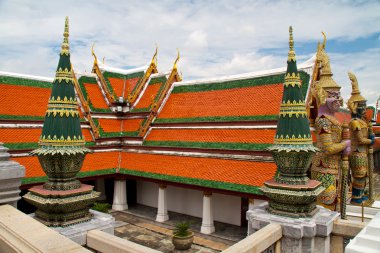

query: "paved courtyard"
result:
(112, 204), (247, 253)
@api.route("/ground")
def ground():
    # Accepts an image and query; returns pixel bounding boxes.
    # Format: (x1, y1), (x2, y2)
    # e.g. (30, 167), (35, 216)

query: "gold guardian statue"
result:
(347, 72), (375, 205)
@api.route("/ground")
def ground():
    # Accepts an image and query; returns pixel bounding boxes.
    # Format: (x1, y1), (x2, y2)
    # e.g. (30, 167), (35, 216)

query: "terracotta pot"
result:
(172, 232), (194, 250)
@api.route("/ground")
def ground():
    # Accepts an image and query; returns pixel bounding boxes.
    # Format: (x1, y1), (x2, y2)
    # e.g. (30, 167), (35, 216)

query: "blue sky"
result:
(0, 0), (379, 105)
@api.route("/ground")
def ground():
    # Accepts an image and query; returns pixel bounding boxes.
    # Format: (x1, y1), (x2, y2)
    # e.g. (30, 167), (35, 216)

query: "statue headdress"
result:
(313, 32), (341, 107)
(347, 72), (366, 114)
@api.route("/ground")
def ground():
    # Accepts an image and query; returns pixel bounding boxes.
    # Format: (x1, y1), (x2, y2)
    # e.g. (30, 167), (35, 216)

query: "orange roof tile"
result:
(83, 83), (108, 109)
(13, 152), (120, 178)
(121, 152), (276, 187)
(12, 156), (45, 178)
(158, 84), (283, 119)
(146, 128), (275, 144)
(98, 118), (144, 132)
(0, 84), (49, 116)
(134, 83), (162, 109)
(108, 77), (140, 98)
(16, 149), (276, 188)
(0, 128), (41, 143)
(81, 152), (119, 172)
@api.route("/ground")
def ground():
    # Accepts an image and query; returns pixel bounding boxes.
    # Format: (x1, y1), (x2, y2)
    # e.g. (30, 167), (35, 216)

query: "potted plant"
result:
(172, 221), (194, 250)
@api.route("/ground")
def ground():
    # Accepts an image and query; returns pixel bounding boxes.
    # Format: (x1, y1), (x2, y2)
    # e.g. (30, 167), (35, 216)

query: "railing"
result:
(330, 219), (366, 253)
(87, 230), (161, 253)
(0, 205), (91, 253)
(221, 223), (282, 253)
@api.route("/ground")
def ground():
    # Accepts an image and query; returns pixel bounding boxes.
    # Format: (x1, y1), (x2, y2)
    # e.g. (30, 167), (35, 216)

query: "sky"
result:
(0, 0), (379, 105)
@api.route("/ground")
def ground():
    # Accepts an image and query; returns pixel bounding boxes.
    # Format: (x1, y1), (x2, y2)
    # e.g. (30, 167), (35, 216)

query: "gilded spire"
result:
(288, 26), (296, 62)
(348, 72), (366, 114)
(31, 17), (89, 155)
(151, 45), (158, 65)
(61, 16), (70, 56)
(268, 26), (316, 151)
(173, 49), (180, 70)
(91, 43), (98, 66)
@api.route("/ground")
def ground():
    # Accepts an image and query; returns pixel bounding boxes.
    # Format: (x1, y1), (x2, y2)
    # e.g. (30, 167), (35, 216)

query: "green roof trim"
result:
(0, 114), (45, 121)
(4, 141), (95, 151)
(21, 168), (117, 185)
(172, 71), (310, 96)
(149, 76), (167, 85)
(99, 130), (139, 138)
(4, 142), (39, 150)
(0, 75), (52, 88)
(118, 168), (262, 195)
(130, 76), (167, 113)
(103, 70), (145, 97)
(77, 76), (113, 113)
(143, 141), (272, 151)
(130, 107), (151, 113)
(154, 115), (278, 124)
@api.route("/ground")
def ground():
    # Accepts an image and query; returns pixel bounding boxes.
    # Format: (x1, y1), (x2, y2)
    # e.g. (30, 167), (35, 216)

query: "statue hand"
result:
(370, 134), (375, 145)
(343, 140), (351, 155)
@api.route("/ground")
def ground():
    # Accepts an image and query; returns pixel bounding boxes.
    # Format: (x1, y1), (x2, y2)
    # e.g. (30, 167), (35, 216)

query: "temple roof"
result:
(0, 41), (324, 197)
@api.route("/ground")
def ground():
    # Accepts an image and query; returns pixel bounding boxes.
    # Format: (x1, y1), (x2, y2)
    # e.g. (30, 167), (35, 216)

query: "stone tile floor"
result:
(112, 204), (247, 253)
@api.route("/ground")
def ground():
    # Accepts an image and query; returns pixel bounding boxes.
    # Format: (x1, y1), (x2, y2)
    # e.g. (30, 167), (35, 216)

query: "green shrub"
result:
(91, 202), (111, 213)
(173, 221), (191, 237)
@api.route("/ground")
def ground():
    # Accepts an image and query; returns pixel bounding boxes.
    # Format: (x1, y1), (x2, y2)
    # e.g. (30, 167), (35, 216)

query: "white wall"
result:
(136, 180), (157, 208)
(136, 180), (242, 226)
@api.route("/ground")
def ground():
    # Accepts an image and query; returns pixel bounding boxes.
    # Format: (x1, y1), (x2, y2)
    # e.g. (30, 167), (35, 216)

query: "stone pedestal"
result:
(24, 184), (100, 227)
(247, 202), (339, 253)
(156, 184), (169, 222)
(112, 179), (128, 211)
(201, 192), (215, 234)
(0, 144), (25, 207)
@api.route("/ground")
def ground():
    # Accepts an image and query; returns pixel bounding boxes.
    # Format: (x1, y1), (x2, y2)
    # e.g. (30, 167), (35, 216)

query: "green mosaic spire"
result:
(32, 17), (89, 155)
(269, 26), (316, 152)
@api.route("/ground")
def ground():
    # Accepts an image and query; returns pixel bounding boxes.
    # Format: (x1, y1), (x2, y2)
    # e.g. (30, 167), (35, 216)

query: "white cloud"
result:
(0, 0), (379, 104)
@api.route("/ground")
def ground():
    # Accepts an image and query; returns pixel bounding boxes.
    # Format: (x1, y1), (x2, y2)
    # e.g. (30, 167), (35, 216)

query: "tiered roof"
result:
(0, 39), (324, 196)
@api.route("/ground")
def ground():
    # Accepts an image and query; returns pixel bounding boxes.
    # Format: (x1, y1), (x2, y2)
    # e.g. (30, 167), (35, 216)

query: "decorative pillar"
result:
(95, 178), (106, 201)
(112, 179), (128, 211)
(156, 184), (169, 222)
(23, 17), (99, 226)
(201, 191), (215, 234)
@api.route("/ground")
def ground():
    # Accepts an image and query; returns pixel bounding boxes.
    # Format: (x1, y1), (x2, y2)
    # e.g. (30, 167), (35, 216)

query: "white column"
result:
(156, 184), (169, 222)
(95, 178), (107, 201)
(201, 191), (215, 234)
(112, 179), (128, 211)
(248, 198), (255, 210)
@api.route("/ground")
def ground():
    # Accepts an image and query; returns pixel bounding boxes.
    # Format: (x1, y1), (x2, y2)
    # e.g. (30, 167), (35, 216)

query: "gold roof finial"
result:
(347, 72), (366, 114)
(288, 26), (296, 61)
(173, 49), (180, 70)
(61, 16), (70, 55)
(91, 43), (98, 66)
(321, 32), (326, 49)
(151, 44), (158, 65)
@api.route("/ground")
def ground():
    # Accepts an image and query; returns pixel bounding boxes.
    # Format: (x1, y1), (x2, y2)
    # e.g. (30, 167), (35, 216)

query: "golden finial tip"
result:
(321, 32), (326, 49)
(289, 26), (294, 50)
